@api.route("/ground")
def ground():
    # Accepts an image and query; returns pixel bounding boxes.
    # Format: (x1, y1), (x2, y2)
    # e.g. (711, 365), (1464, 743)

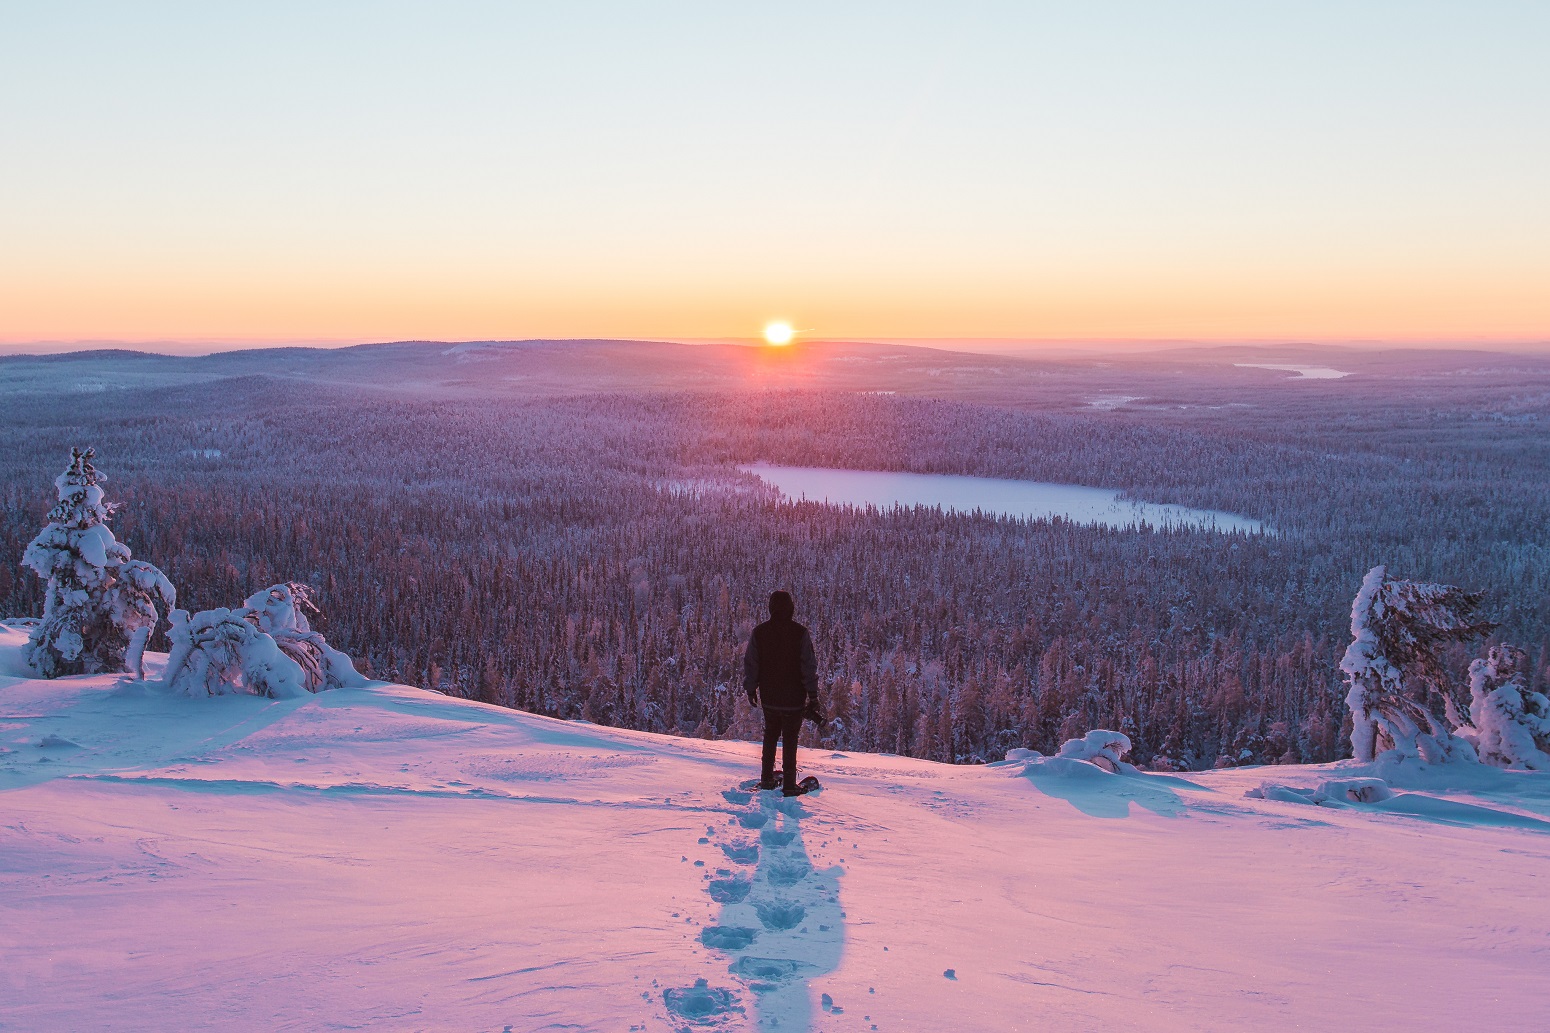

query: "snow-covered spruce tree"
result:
(1340, 565), (1497, 764)
(21, 447), (175, 678)
(155, 583), (365, 698)
(1460, 645), (1550, 770)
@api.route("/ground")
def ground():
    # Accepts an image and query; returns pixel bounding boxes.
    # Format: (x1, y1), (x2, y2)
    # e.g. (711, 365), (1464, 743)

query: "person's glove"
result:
(746, 688), (759, 707)
(803, 698), (825, 726)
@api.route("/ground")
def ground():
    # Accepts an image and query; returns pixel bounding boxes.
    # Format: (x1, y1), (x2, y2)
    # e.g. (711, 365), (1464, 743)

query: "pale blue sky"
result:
(2, 2), (1547, 346)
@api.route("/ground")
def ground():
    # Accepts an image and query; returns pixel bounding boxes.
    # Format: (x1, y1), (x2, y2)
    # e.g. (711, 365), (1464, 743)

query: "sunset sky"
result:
(3, 2), (1548, 351)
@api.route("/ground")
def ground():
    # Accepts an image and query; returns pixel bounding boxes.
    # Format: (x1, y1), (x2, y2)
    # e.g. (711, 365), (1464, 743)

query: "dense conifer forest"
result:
(3, 344), (1547, 769)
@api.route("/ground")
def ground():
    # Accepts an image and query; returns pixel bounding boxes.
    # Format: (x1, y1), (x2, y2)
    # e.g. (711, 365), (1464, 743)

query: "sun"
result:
(763, 321), (794, 346)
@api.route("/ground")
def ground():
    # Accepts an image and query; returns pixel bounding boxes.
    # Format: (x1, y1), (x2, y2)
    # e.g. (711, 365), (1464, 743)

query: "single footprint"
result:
(737, 811), (769, 829)
(720, 843), (759, 865)
(663, 978), (744, 1025)
(730, 957), (809, 983)
(753, 900), (806, 932)
(764, 860), (810, 888)
(708, 877), (752, 903)
(700, 926), (759, 950)
(759, 827), (795, 847)
(722, 790), (752, 805)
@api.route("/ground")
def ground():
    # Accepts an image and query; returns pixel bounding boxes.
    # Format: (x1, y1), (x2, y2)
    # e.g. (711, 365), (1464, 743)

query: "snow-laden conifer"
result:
(1460, 645), (1550, 770)
(1340, 565), (1496, 764)
(155, 583), (365, 698)
(21, 448), (175, 678)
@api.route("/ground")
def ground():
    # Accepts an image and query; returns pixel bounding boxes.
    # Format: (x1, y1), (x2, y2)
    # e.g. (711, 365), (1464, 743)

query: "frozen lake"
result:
(740, 463), (1267, 533)
(1235, 363), (1351, 380)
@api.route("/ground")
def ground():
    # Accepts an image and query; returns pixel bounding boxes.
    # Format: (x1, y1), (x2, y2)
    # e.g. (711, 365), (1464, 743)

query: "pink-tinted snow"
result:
(2, 625), (1548, 1031)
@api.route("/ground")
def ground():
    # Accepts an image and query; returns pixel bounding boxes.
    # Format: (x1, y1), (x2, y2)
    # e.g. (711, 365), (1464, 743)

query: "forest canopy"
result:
(3, 347), (1546, 770)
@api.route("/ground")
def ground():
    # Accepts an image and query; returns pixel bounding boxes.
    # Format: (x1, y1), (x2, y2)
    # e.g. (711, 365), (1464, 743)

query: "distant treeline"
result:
(2, 379), (1546, 769)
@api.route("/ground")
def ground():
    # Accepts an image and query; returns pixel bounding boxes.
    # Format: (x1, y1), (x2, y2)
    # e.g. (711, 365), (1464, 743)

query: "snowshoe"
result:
(783, 776), (821, 797)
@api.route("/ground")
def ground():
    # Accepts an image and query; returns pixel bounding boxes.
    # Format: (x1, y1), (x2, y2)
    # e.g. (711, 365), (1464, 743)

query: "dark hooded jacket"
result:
(743, 617), (818, 712)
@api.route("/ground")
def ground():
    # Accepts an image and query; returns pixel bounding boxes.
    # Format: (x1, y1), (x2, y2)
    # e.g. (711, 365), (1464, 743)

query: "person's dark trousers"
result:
(761, 708), (804, 790)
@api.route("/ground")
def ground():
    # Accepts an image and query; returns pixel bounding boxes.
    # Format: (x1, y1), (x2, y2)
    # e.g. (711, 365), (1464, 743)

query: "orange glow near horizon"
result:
(3, 223), (1550, 348)
(3, 263), (1550, 348)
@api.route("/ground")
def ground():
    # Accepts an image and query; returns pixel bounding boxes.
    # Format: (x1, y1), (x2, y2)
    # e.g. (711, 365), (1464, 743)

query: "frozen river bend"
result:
(2, 626), (1547, 1032)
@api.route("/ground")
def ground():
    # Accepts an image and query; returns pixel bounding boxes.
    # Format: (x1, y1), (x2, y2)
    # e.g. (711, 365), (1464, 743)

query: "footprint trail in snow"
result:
(665, 785), (846, 1031)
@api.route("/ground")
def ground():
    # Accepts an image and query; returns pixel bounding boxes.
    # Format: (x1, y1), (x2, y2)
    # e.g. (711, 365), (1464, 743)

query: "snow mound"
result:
(992, 731), (1134, 776)
(1017, 755), (1118, 779)
(1057, 729), (1133, 772)
(0, 624), (37, 678)
(995, 732), (1139, 780)
(1248, 777), (1394, 806)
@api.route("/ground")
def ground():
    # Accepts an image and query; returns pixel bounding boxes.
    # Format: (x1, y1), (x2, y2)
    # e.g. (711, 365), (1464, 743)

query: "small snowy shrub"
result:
(157, 607), (310, 698)
(21, 448), (175, 678)
(155, 584), (365, 698)
(1057, 729), (1132, 772)
(1461, 645), (1550, 770)
(244, 582), (366, 691)
(1340, 565), (1495, 764)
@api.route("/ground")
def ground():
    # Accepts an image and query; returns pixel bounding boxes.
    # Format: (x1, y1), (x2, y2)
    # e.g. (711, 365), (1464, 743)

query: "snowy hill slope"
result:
(3, 624), (1549, 1033)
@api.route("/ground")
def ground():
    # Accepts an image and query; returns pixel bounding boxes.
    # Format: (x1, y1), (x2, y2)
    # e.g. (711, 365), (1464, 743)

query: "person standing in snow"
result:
(744, 590), (819, 795)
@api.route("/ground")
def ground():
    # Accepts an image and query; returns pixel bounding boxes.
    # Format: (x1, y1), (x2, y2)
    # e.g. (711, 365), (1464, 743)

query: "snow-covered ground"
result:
(3, 624), (1548, 1032)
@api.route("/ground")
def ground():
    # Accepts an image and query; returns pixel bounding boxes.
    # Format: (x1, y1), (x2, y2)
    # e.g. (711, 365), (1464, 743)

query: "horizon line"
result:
(4, 334), (1550, 360)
